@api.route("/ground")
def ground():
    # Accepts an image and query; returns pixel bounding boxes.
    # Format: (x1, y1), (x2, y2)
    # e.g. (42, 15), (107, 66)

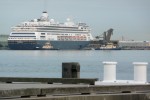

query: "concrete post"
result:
(103, 61), (117, 81)
(133, 62), (148, 82)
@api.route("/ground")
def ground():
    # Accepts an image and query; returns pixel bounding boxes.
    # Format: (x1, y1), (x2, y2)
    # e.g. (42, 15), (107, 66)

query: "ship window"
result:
(12, 33), (35, 34)
(41, 33), (45, 35)
(10, 36), (36, 37)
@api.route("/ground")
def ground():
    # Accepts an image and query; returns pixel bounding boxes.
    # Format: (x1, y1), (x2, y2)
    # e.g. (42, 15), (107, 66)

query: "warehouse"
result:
(118, 41), (150, 50)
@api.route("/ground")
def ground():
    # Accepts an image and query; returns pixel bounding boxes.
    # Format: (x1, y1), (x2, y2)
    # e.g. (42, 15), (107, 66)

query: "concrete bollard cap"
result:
(133, 62), (148, 66)
(103, 61), (117, 65)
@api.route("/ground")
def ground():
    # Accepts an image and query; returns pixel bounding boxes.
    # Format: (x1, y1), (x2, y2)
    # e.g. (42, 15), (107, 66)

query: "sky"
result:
(0, 0), (150, 41)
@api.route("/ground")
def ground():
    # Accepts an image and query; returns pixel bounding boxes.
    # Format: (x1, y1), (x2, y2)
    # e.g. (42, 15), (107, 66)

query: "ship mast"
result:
(43, 0), (48, 12)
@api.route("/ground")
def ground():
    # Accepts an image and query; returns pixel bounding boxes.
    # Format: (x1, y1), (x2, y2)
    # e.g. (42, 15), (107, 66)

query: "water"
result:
(0, 50), (150, 81)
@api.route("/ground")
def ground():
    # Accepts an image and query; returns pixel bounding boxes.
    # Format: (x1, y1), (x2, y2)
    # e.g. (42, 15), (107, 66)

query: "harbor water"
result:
(0, 50), (150, 81)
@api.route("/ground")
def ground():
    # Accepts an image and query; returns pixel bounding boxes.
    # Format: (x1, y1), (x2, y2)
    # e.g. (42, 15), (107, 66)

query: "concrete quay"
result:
(0, 61), (149, 100)
(0, 82), (150, 100)
(0, 77), (97, 85)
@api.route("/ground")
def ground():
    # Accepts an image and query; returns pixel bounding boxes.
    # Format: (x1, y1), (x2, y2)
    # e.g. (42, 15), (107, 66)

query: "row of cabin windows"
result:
(12, 33), (35, 34)
(57, 36), (86, 38)
(45, 33), (87, 36)
(8, 41), (36, 44)
(57, 36), (86, 41)
(10, 37), (45, 39)
(10, 36), (36, 37)
(11, 33), (87, 36)
(41, 33), (45, 35)
(8, 42), (36, 44)
(57, 38), (86, 41)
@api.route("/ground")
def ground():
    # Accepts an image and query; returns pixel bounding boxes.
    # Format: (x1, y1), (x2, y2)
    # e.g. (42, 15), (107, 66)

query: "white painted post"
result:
(103, 61), (117, 82)
(133, 62), (148, 83)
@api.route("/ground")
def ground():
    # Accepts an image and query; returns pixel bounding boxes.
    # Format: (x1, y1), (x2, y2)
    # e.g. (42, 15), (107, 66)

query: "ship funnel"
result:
(40, 11), (49, 21)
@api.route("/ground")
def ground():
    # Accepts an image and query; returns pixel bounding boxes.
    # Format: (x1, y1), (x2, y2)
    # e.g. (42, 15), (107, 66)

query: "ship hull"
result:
(95, 47), (121, 50)
(8, 40), (90, 50)
(50, 41), (90, 50)
(8, 40), (37, 50)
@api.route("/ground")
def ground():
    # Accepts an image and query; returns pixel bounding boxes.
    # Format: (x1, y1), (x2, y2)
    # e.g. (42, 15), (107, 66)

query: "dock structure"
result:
(0, 80), (150, 100)
(0, 62), (150, 100)
(0, 77), (97, 85)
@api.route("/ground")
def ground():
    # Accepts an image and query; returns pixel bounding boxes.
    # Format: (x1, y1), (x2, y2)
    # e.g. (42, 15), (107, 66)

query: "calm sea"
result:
(0, 50), (150, 81)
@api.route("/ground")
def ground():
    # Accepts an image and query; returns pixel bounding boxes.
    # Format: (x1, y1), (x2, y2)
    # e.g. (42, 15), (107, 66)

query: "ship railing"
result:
(8, 38), (36, 40)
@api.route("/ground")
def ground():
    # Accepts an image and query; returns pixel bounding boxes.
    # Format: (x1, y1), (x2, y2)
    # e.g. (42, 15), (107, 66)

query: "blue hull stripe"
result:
(8, 40), (90, 50)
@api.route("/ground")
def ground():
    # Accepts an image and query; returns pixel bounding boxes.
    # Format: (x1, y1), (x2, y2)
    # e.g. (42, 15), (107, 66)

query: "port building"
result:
(119, 41), (150, 50)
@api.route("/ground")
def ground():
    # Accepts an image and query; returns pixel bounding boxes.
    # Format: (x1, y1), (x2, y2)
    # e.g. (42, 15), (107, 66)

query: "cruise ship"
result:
(8, 11), (93, 50)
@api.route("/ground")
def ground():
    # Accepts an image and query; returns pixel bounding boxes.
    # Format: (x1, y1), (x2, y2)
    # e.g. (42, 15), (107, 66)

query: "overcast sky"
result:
(0, 0), (150, 41)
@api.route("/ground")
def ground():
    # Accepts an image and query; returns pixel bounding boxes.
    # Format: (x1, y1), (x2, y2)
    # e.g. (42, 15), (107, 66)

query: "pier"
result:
(0, 62), (149, 100)
(0, 82), (150, 100)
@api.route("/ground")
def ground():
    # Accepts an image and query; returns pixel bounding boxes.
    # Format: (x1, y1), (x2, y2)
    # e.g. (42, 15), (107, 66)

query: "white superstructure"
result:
(8, 11), (93, 42)
(8, 11), (93, 50)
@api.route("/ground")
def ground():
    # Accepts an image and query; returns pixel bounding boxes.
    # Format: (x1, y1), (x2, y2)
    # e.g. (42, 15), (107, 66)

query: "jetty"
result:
(0, 62), (149, 100)
(0, 81), (150, 100)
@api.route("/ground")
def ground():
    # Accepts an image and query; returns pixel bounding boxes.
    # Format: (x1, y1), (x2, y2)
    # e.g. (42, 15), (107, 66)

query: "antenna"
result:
(44, 0), (48, 11)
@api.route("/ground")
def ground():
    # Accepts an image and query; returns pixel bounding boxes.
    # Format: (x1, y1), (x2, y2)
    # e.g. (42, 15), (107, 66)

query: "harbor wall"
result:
(27, 94), (150, 100)
(0, 81), (150, 100)
(0, 62), (150, 100)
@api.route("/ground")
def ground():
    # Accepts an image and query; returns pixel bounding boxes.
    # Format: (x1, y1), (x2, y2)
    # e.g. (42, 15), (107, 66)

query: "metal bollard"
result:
(103, 61), (117, 82)
(62, 62), (80, 78)
(133, 62), (148, 83)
